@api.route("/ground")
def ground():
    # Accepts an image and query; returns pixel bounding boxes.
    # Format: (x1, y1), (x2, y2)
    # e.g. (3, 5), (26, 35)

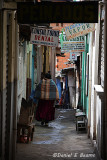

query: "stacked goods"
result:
(19, 98), (35, 125)
(17, 98), (36, 143)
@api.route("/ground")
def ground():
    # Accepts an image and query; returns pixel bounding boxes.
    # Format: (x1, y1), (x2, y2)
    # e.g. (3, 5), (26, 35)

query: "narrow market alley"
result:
(1, 1), (107, 160)
(16, 108), (98, 160)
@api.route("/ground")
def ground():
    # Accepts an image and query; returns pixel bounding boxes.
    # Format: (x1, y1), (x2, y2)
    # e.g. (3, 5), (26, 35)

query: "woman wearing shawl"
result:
(35, 73), (59, 126)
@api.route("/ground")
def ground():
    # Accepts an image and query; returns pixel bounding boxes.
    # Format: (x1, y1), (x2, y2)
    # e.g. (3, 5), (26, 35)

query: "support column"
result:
(6, 11), (15, 160)
(104, 0), (107, 159)
(0, 9), (3, 159)
(12, 12), (18, 160)
(2, 10), (8, 160)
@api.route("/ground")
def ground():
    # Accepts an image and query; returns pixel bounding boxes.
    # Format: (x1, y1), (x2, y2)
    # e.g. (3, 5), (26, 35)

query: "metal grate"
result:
(4, 23), (9, 159)
(100, 21), (104, 88)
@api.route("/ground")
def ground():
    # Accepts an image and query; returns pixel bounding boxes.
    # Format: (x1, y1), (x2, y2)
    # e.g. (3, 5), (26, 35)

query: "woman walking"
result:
(35, 73), (59, 126)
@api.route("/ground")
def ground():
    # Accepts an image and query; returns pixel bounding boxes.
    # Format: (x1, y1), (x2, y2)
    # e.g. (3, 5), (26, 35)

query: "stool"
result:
(77, 120), (87, 132)
(75, 111), (87, 133)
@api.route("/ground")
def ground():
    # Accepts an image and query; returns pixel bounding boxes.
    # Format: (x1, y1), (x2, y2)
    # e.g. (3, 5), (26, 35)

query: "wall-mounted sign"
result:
(64, 23), (95, 40)
(62, 42), (85, 52)
(70, 53), (77, 61)
(60, 35), (85, 53)
(30, 27), (59, 47)
(17, 2), (98, 24)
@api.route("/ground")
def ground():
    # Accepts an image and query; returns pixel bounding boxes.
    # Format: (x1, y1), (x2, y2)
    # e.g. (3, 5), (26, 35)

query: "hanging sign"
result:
(30, 27), (59, 47)
(62, 41), (85, 52)
(60, 34), (85, 53)
(64, 23), (95, 40)
(17, 2), (98, 24)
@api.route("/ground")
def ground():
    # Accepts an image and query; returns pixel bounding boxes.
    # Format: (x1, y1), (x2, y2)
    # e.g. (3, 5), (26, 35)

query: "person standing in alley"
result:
(34, 73), (59, 126)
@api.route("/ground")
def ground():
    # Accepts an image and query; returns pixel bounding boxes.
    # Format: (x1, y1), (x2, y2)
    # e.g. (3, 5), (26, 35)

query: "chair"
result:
(75, 111), (87, 133)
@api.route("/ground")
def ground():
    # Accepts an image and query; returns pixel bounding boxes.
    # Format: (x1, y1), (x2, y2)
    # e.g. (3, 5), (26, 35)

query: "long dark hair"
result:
(45, 73), (51, 79)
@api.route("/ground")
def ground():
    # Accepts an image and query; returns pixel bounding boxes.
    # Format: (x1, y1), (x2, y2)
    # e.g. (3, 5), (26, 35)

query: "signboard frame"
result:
(64, 23), (95, 40)
(60, 35), (85, 53)
(30, 27), (59, 47)
(70, 52), (78, 61)
(17, 2), (98, 24)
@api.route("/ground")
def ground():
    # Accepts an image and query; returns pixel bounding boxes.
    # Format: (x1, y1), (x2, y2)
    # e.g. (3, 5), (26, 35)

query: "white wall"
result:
(88, 24), (99, 140)
(94, 86), (104, 158)
(17, 41), (27, 117)
(89, 23), (104, 158)
(68, 69), (76, 108)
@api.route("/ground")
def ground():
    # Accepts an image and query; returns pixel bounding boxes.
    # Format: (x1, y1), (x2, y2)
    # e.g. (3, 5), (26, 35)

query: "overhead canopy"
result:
(17, 2), (98, 24)
(61, 67), (75, 74)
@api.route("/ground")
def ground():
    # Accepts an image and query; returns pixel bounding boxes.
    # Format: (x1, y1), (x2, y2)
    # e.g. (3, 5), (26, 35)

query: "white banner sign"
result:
(61, 35), (85, 53)
(64, 23), (95, 40)
(30, 27), (59, 47)
(62, 41), (85, 53)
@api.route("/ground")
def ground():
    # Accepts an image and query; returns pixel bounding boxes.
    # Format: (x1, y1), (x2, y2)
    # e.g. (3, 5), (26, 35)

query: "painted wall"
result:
(37, 46), (43, 83)
(65, 76), (69, 105)
(50, 47), (56, 82)
(56, 78), (62, 99)
(81, 35), (89, 116)
(32, 45), (37, 90)
(36, 45), (56, 83)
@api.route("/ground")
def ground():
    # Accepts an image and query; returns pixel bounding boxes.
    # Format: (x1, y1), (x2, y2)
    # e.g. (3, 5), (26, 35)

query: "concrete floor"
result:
(16, 108), (98, 160)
